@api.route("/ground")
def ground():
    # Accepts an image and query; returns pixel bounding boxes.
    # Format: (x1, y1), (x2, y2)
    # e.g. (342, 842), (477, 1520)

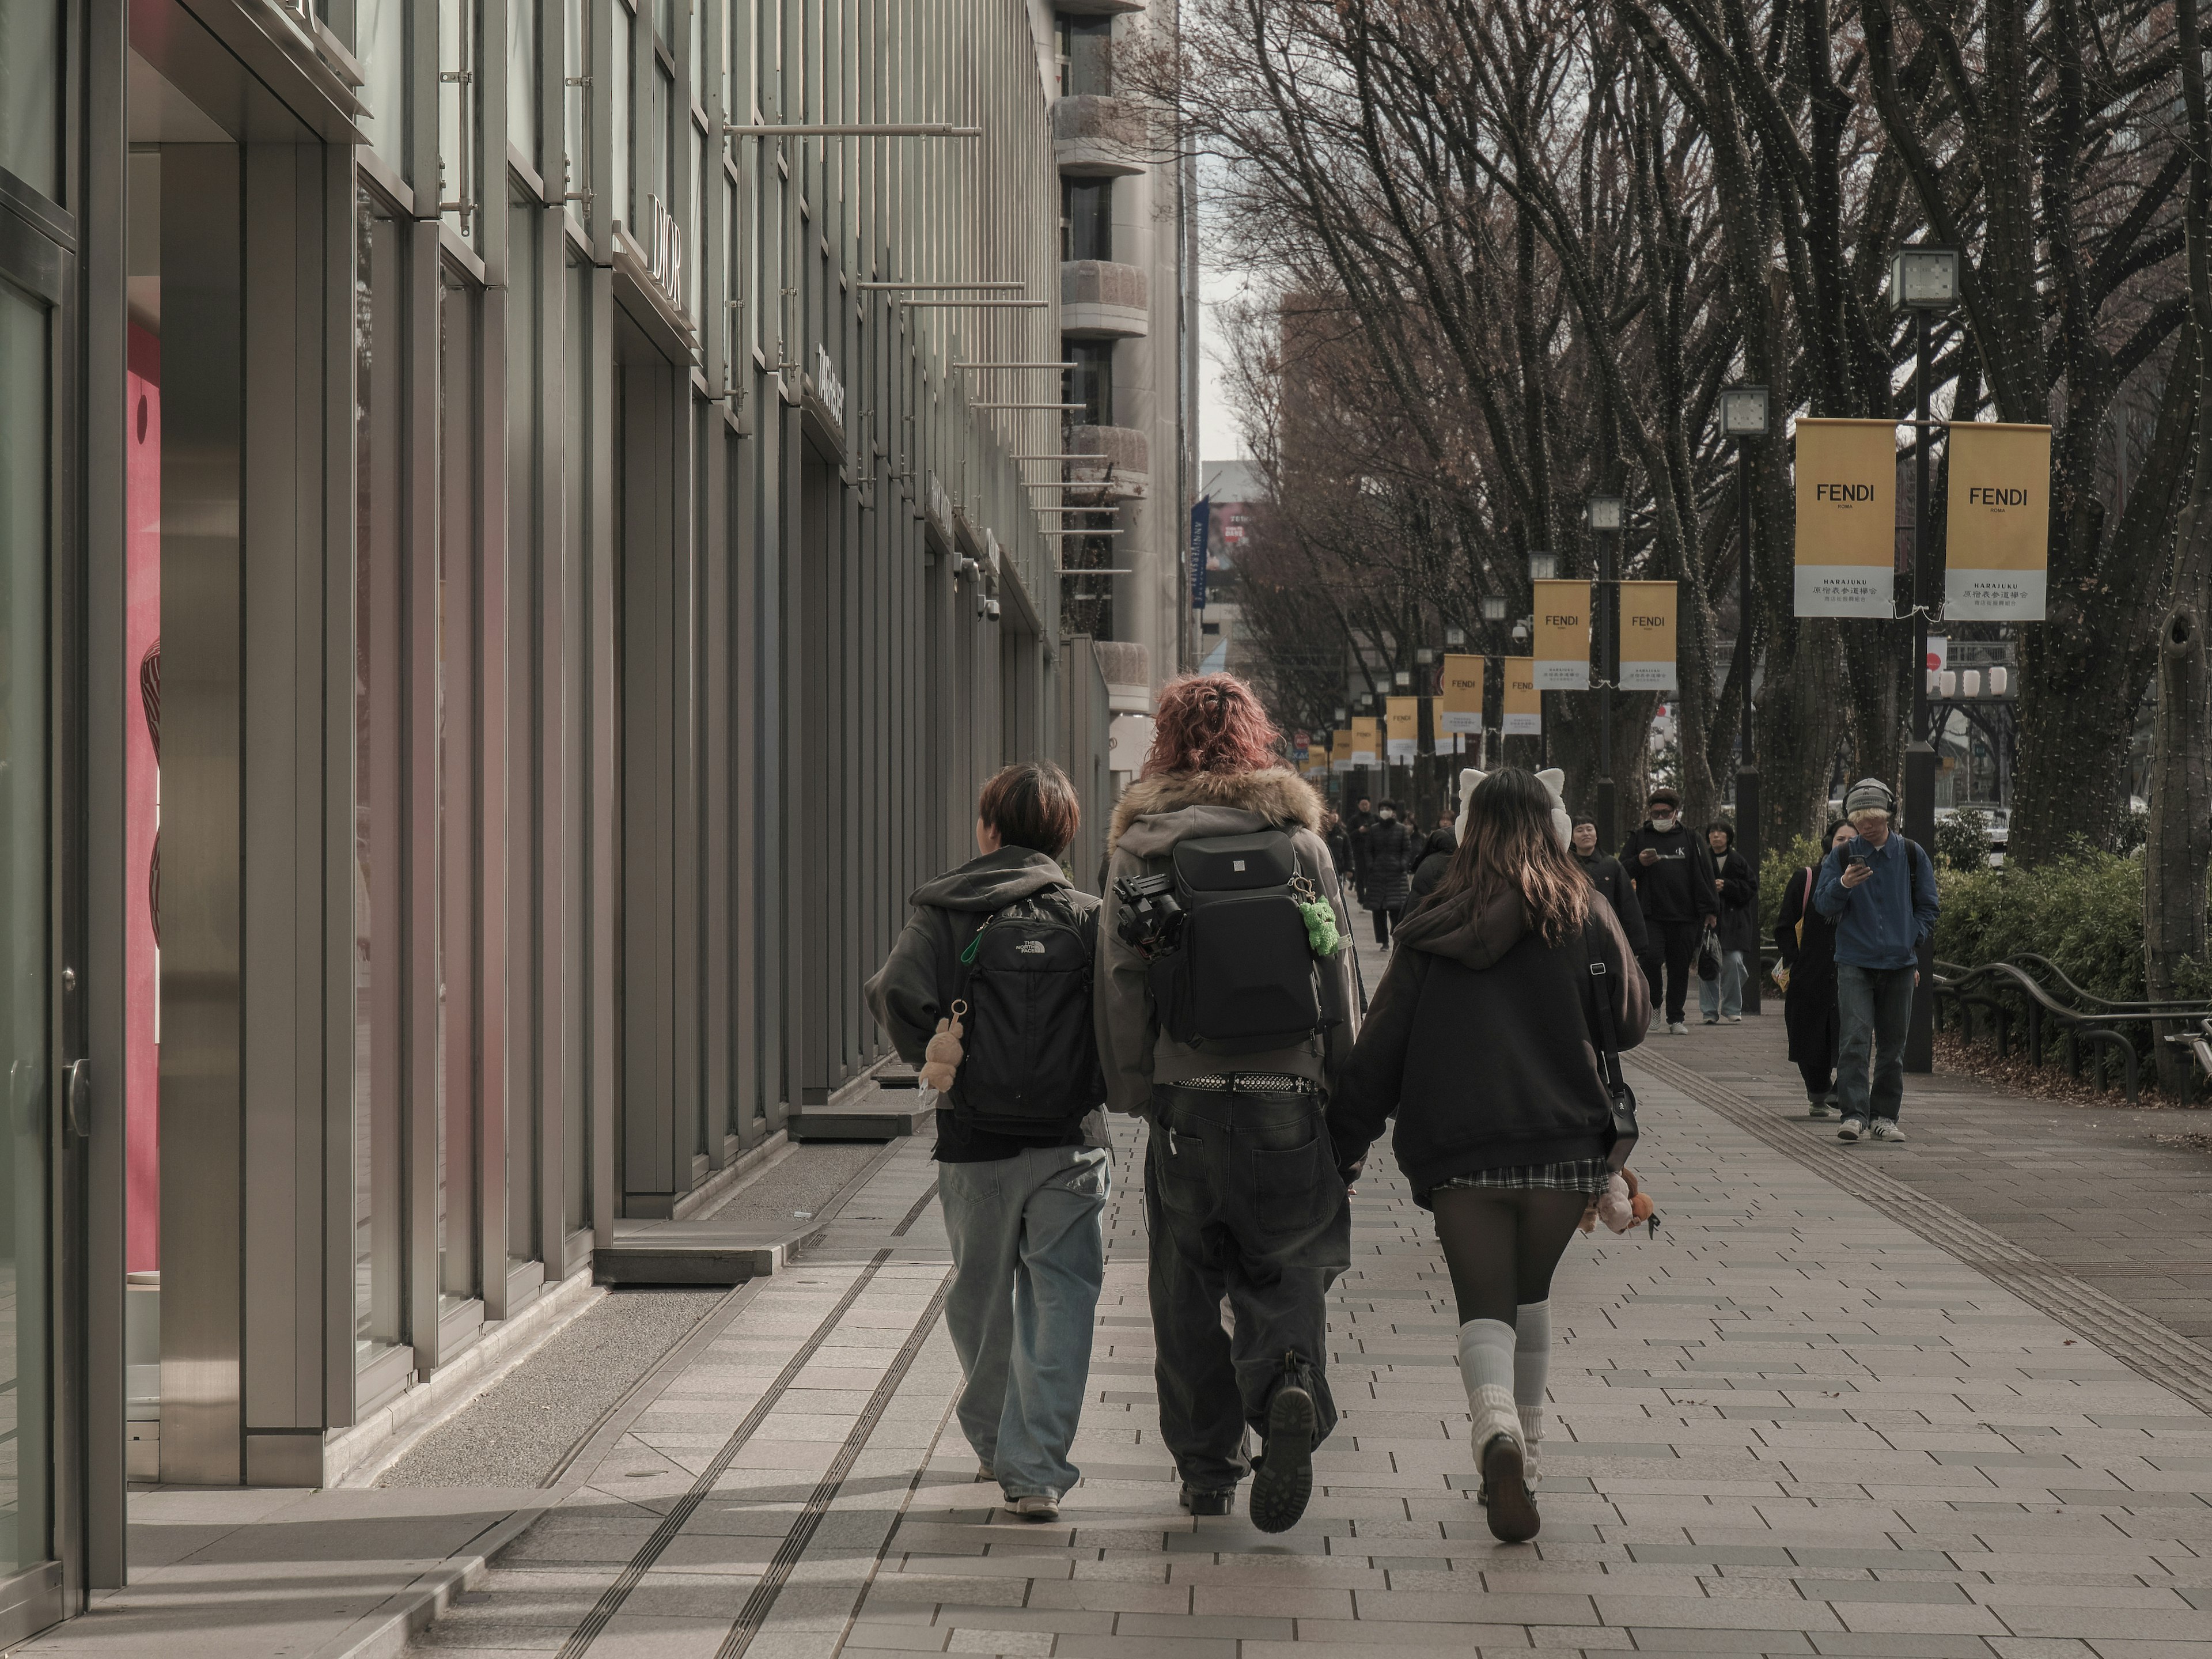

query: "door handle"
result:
(65, 1059), (90, 1140)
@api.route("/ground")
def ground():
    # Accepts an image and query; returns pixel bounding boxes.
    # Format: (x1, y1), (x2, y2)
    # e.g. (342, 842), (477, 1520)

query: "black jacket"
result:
(1574, 849), (1647, 956)
(1328, 885), (1651, 1205)
(1359, 816), (1418, 911)
(1407, 829), (1458, 907)
(1776, 863), (1842, 1066)
(1619, 819), (1722, 925)
(1324, 821), (1354, 885)
(1710, 843), (1758, 954)
(864, 847), (1108, 1161)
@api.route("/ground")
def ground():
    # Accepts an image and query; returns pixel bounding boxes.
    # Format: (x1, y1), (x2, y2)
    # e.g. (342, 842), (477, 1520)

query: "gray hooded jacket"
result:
(1096, 767), (1359, 1115)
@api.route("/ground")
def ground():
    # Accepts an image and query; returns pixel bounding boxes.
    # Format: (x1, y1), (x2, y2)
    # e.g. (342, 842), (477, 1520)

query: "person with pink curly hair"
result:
(1097, 672), (1358, 1532)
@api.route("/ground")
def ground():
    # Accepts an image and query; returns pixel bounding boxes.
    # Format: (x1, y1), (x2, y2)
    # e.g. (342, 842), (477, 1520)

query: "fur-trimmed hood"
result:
(1108, 766), (1323, 858)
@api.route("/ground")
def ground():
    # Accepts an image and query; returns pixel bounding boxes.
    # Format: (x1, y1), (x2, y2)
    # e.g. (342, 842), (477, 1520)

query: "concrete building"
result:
(0, 0), (1184, 1633)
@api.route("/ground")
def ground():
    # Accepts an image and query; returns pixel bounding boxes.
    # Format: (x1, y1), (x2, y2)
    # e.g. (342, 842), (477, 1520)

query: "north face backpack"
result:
(948, 893), (1105, 1135)
(1146, 829), (1334, 1054)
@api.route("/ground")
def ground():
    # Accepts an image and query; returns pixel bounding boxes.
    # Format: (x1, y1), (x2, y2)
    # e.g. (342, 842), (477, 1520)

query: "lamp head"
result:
(1718, 385), (1770, 437)
(1528, 550), (1559, 582)
(1585, 494), (1624, 532)
(1480, 594), (1508, 624)
(1889, 247), (1959, 310)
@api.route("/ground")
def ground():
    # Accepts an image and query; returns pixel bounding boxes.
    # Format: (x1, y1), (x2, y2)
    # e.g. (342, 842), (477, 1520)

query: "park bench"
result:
(1931, 955), (2212, 1104)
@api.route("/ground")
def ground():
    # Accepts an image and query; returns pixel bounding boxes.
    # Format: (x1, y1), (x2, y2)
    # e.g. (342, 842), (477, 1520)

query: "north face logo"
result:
(1015, 940), (1047, 955)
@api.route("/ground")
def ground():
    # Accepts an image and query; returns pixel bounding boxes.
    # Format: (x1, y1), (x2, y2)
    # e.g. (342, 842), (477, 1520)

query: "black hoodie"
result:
(865, 846), (1108, 1162)
(1618, 816), (1722, 926)
(1327, 884), (1650, 1205)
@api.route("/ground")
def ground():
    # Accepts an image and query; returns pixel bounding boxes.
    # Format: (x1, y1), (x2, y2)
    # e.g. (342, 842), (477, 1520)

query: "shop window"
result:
(353, 186), (406, 1368)
(1064, 340), (1113, 427)
(438, 0), (483, 245)
(612, 0), (633, 233)
(506, 196), (540, 1270)
(1054, 13), (1111, 99)
(562, 251), (592, 1239)
(562, 0), (589, 225)
(1062, 176), (1111, 263)
(359, 0), (408, 182)
(509, 0), (538, 166)
(0, 0), (62, 200)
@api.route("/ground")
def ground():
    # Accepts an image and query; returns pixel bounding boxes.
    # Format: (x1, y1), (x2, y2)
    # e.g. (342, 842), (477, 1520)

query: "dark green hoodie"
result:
(864, 846), (1109, 1162)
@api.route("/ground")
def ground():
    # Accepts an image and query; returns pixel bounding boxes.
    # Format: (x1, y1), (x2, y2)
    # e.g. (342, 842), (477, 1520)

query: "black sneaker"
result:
(1478, 1431), (1541, 1543)
(1249, 1353), (1318, 1534)
(1178, 1485), (1234, 1516)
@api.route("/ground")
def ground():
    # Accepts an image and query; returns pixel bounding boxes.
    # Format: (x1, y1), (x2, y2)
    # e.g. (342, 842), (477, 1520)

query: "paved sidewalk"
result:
(392, 948), (2212, 1658)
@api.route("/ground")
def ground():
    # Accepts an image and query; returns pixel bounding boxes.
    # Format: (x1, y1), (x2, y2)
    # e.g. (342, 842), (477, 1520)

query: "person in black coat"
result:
(1570, 816), (1646, 958)
(1618, 786), (1720, 1031)
(1328, 769), (1650, 1544)
(1407, 825), (1458, 908)
(1777, 820), (1856, 1116)
(1344, 798), (1374, 897)
(1322, 809), (1354, 887)
(1698, 821), (1758, 1024)
(1359, 800), (1418, 944)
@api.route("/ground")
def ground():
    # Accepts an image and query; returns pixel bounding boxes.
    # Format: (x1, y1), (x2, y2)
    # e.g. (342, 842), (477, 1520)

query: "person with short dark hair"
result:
(1570, 815), (1646, 958)
(1619, 786), (1720, 1033)
(1699, 820), (1757, 1024)
(1360, 798), (1418, 944)
(1778, 820), (1855, 1116)
(866, 760), (1109, 1523)
(1407, 821), (1458, 907)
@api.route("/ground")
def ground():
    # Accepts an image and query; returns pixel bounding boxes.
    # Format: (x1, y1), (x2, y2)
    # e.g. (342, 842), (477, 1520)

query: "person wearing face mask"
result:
(1570, 816), (1646, 959)
(1360, 800), (1418, 944)
(1618, 786), (1719, 1034)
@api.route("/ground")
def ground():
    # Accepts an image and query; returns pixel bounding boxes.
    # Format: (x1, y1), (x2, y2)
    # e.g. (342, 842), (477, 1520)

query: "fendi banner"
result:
(1945, 422), (2051, 619)
(1503, 658), (1540, 736)
(1793, 418), (1897, 618)
(1439, 653), (1485, 733)
(1533, 579), (1592, 690)
(1385, 696), (1418, 761)
(1618, 581), (1678, 691)
(1350, 717), (1380, 767)
(1331, 727), (1354, 774)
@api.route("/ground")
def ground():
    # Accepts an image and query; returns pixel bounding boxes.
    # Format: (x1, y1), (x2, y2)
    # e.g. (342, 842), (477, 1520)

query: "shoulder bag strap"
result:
(1573, 919), (1628, 1097)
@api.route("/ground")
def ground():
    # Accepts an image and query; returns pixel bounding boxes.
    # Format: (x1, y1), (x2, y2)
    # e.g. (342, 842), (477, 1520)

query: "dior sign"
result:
(813, 344), (846, 430)
(645, 194), (683, 309)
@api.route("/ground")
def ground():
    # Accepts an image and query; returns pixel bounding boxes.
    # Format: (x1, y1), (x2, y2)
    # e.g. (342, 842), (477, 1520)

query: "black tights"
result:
(1373, 906), (1404, 945)
(1430, 1187), (1590, 1326)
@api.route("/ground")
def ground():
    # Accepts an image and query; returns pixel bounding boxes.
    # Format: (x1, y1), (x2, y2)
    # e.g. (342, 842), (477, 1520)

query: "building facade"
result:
(0, 0), (1185, 1632)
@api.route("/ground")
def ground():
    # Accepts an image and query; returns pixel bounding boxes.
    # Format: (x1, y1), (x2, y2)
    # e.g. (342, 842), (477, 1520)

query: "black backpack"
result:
(948, 892), (1105, 1135)
(1146, 830), (1333, 1054)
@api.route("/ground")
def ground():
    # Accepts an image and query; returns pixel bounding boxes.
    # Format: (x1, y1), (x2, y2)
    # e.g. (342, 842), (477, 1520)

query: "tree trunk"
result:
(2145, 603), (2211, 1094)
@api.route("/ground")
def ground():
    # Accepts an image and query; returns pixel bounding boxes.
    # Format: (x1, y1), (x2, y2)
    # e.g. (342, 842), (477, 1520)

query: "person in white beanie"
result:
(1327, 768), (1650, 1542)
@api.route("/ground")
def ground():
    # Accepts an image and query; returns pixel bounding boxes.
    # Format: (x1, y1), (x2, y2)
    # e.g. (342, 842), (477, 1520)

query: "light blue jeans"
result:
(1698, 949), (1746, 1019)
(936, 1142), (1109, 1499)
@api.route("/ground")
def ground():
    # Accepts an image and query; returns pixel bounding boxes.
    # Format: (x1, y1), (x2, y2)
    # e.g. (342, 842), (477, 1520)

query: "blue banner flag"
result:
(1189, 497), (1211, 608)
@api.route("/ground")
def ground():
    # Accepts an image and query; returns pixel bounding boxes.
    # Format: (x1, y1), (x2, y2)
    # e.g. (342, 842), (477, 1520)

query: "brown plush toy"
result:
(920, 1000), (967, 1093)
(1586, 1168), (1657, 1234)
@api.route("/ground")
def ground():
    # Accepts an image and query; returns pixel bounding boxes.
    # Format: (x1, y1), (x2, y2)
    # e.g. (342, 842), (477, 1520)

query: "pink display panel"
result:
(126, 323), (160, 1273)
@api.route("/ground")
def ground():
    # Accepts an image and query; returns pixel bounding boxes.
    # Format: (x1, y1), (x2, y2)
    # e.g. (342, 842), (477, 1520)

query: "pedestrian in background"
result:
(1407, 821), (1458, 908)
(1619, 786), (1719, 1034)
(1330, 767), (1649, 1543)
(865, 762), (1109, 1522)
(1571, 816), (1646, 960)
(1815, 778), (1940, 1143)
(1777, 820), (1855, 1118)
(1360, 799), (1418, 945)
(1097, 673), (1357, 1531)
(1345, 796), (1374, 897)
(1323, 808), (1354, 888)
(1699, 821), (1757, 1024)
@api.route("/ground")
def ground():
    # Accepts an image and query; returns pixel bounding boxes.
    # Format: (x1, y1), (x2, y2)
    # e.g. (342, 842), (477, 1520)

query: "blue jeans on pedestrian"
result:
(936, 1142), (1110, 1501)
(1698, 950), (1746, 1020)
(1835, 962), (1916, 1123)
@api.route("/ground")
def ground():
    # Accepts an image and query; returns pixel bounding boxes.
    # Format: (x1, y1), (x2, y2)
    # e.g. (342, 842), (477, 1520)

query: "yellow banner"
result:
(1793, 417), (1897, 616)
(1386, 696), (1418, 760)
(1330, 726), (1354, 774)
(1503, 657), (1540, 736)
(1618, 581), (1678, 691)
(1533, 579), (1591, 690)
(1349, 717), (1379, 767)
(1440, 653), (1484, 733)
(1945, 421), (2051, 619)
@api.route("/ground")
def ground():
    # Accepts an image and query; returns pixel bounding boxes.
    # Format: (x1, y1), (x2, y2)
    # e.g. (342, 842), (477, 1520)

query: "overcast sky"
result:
(1199, 260), (1252, 463)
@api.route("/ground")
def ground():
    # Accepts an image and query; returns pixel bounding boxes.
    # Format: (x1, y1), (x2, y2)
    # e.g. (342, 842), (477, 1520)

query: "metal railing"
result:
(1931, 957), (2212, 1105)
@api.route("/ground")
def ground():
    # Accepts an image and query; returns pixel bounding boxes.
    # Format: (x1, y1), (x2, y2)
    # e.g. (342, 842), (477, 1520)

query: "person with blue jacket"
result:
(1814, 777), (1940, 1142)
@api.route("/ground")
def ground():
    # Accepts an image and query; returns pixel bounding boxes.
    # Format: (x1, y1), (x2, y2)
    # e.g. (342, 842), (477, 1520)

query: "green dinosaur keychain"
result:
(1291, 875), (1340, 958)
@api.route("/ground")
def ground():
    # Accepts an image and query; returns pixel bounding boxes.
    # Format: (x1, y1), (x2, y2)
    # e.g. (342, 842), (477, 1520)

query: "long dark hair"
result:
(1429, 768), (1589, 945)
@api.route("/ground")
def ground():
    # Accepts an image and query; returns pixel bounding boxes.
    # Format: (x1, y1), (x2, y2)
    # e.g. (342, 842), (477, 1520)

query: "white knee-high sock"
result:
(1457, 1318), (1521, 1450)
(1513, 1301), (1551, 1445)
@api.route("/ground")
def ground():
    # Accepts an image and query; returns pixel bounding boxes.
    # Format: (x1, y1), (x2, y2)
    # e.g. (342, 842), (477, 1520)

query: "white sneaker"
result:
(1870, 1119), (1906, 1141)
(1702, 1014), (1719, 1025)
(1004, 1493), (1059, 1521)
(1725, 1014), (1743, 1024)
(1668, 1021), (1690, 1036)
(1837, 1118), (1865, 1142)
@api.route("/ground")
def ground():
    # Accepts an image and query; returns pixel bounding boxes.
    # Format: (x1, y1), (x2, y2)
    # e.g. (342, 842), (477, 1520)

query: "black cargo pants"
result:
(1144, 1080), (1351, 1494)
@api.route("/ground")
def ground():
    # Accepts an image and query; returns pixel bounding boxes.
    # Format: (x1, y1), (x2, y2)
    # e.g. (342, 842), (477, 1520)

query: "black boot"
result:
(1249, 1350), (1318, 1533)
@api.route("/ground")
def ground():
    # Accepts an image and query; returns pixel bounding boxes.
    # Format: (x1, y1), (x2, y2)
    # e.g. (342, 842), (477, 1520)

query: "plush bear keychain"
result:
(921, 999), (967, 1093)
(1585, 1168), (1659, 1237)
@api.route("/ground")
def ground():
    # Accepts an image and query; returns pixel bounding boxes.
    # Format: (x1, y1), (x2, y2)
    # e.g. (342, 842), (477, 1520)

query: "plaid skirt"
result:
(1431, 1157), (1611, 1196)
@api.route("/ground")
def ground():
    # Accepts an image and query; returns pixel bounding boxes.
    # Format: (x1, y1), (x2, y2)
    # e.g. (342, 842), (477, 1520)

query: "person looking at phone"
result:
(1618, 786), (1720, 1034)
(1813, 778), (1941, 1143)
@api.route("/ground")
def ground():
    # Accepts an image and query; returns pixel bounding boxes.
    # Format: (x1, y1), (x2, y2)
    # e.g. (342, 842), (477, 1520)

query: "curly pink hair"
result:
(1139, 673), (1285, 778)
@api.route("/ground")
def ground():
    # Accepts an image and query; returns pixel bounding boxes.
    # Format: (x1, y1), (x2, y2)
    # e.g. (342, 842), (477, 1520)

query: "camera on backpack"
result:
(1113, 873), (1185, 956)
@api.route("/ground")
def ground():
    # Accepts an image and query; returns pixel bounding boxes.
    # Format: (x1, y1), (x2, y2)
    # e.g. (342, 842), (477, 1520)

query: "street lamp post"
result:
(1586, 495), (1624, 850)
(1890, 246), (1959, 1071)
(1482, 595), (1508, 768)
(1718, 386), (1768, 1014)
